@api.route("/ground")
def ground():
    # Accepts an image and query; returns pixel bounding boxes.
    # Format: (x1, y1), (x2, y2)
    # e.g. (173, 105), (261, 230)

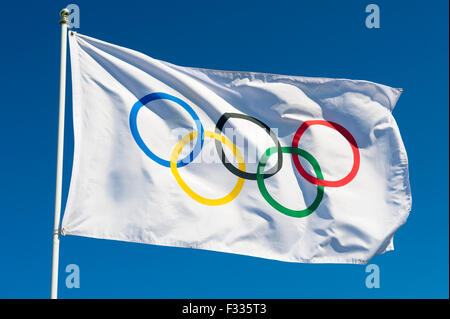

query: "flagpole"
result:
(51, 8), (69, 300)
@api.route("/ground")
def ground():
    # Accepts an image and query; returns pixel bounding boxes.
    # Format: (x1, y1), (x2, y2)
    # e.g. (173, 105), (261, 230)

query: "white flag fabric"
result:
(62, 32), (411, 264)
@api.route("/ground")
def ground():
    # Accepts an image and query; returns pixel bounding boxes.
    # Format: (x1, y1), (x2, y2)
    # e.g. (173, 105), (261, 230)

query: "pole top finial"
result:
(59, 8), (69, 24)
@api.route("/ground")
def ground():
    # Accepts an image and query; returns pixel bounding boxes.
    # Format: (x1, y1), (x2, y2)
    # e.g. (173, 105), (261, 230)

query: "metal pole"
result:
(51, 8), (69, 300)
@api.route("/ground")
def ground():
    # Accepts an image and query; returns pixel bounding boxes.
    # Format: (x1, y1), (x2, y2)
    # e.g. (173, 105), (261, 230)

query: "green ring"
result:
(257, 146), (325, 218)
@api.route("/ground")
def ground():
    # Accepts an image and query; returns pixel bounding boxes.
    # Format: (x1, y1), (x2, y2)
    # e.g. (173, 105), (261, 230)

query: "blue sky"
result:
(0, 0), (448, 298)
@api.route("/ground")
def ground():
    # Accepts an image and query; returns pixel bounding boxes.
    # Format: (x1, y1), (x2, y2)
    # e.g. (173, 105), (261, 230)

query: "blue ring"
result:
(129, 92), (204, 168)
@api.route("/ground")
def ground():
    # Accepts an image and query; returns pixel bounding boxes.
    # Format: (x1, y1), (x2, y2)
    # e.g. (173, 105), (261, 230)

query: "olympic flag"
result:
(61, 32), (411, 264)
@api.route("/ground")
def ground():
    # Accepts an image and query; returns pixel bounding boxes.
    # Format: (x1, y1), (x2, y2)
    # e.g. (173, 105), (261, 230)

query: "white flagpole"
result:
(51, 8), (69, 300)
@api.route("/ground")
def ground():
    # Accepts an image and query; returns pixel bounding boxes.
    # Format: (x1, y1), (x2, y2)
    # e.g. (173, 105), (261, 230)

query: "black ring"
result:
(214, 113), (283, 180)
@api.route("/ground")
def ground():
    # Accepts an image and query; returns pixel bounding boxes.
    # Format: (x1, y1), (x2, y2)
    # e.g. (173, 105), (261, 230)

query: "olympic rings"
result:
(129, 92), (204, 168)
(291, 120), (360, 187)
(170, 130), (246, 206)
(130, 93), (360, 217)
(215, 113), (283, 180)
(257, 147), (324, 218)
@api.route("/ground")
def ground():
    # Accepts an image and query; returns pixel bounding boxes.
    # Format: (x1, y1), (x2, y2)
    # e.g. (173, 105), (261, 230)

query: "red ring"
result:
(291, 120), (360, 187)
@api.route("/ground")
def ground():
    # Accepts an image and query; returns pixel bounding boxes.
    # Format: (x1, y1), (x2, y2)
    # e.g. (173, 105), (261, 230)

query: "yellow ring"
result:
(170, 130), (246, 206)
